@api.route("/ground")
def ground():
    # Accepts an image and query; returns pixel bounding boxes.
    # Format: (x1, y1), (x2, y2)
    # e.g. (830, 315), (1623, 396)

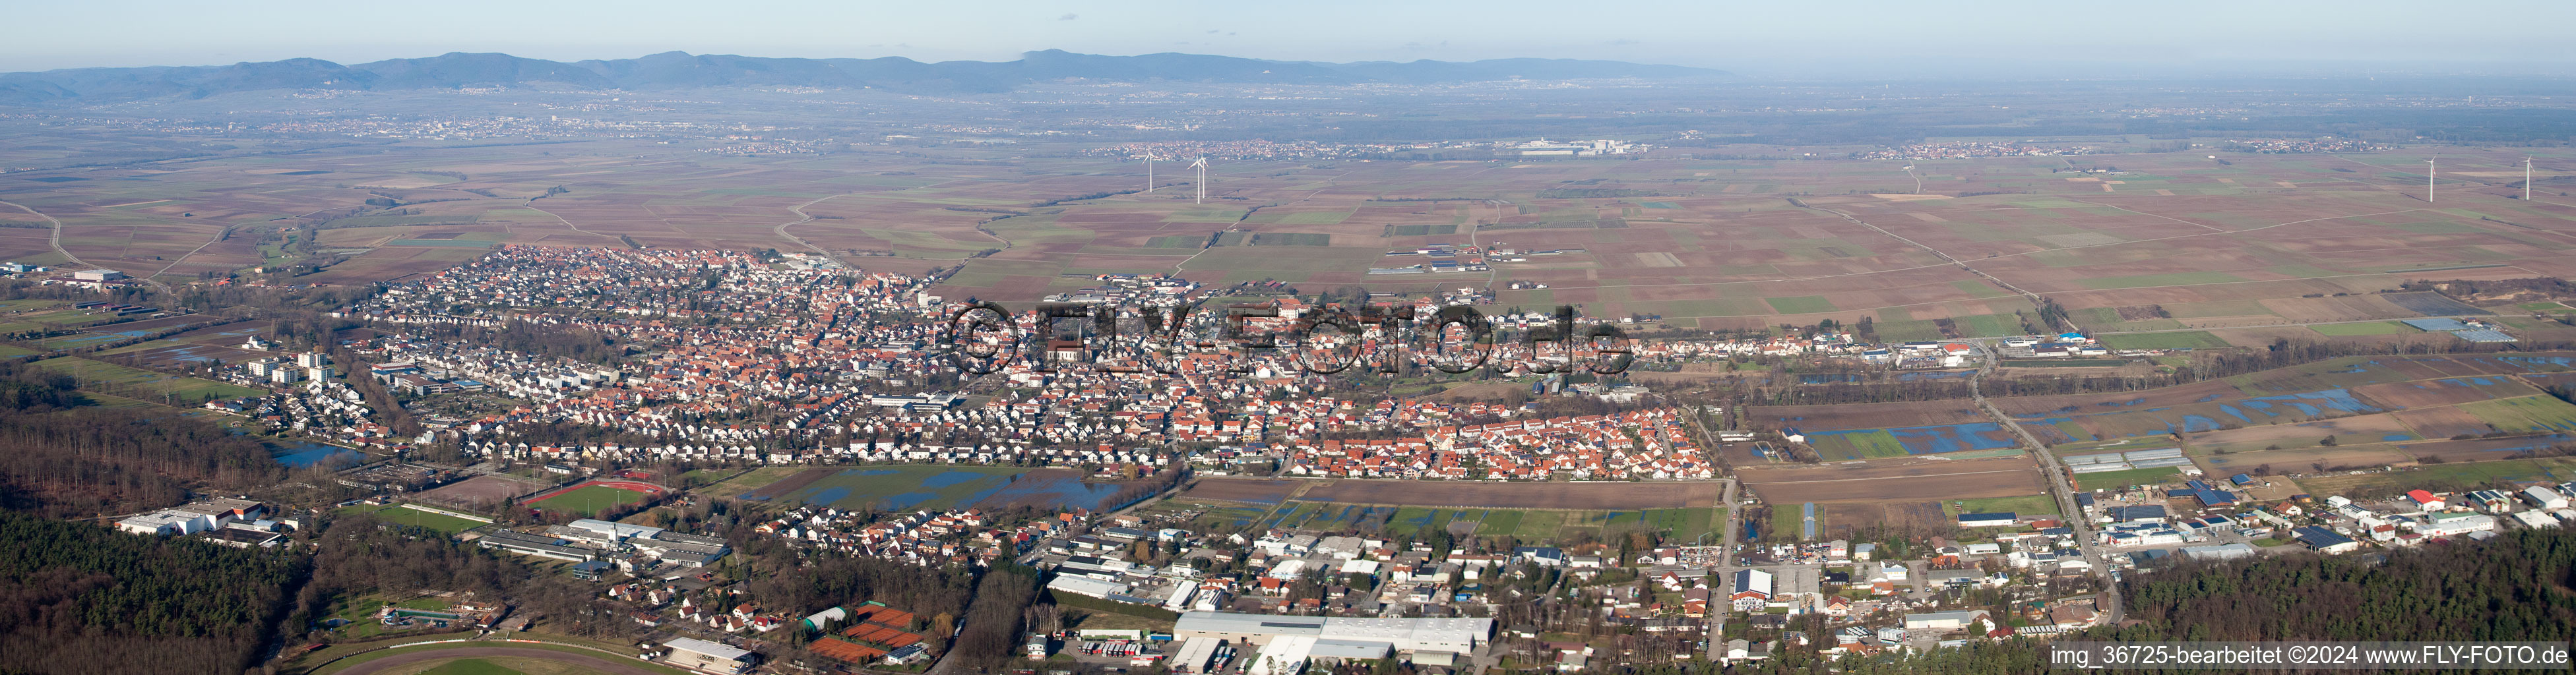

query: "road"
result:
(1680, 403), (1744, 661)
(0, 198), (173, 295)
(1966, 341), (2124, 625)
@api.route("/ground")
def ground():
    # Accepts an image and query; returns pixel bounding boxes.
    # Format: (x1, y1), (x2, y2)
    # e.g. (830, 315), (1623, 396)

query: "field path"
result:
(520, 201), (627, 247)
(1174, 170), (1350, 274)
(146, 224), (236, 281)
(1790, 197), (2069, 330)
(0, 199), (172, 294)
(774, 193), (856, 254)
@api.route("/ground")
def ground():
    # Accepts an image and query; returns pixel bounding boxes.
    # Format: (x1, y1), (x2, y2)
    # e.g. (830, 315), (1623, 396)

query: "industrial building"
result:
(662, 637), (758, 674)
(1171, 612), (1491, 665)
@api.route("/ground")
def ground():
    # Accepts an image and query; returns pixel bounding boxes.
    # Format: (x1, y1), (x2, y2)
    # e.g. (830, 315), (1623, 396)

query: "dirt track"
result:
(330, 646), (664, 675)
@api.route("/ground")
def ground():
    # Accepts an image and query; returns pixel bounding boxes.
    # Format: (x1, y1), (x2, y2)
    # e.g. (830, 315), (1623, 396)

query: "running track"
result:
(330, 647), (664, 675)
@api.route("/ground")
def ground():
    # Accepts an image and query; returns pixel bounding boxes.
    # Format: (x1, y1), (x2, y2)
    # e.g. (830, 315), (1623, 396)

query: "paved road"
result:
(1681, 403), (1744, 661)
(1967, 341), (2124, 625)
(321, 646), (665, 675)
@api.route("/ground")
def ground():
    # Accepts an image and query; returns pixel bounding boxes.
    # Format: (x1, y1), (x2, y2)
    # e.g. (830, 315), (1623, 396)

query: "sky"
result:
(7, 0), (2574, 78)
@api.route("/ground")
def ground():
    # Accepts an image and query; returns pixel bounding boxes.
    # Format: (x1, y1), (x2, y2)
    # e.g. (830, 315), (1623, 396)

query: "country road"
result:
(0, 198), (172, 295)
(1969, 341), (2123, 625)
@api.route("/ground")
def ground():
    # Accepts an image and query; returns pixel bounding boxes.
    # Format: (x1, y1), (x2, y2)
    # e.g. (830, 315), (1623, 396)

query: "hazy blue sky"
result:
(7, 0), (2573, 76)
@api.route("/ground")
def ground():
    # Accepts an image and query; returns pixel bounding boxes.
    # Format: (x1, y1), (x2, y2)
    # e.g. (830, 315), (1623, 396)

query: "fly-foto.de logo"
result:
(938, 301), (1635, 377)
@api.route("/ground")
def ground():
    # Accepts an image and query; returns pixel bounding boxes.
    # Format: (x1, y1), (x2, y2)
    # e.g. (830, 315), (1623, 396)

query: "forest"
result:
(1616, 528), (2576, 675)
(0, 360), (282, 516)
(0, 511), (299, 675)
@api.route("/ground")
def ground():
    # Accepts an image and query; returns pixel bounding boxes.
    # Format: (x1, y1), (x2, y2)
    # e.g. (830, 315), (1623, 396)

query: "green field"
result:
(1952, 313), (2021, 338)
(2071, 465), (2185, 490)
(339, 504), (490, 533)
(1474, 509), (1525, 536)
(1769, 506), (1811, 541)
(2099, 331), (2230, 350)
(2003, 359), (2131, 368)
(2308, 321), (2410, 336)
(1871, 319), (1946, 342)
(29, 357), (266, 402)
(1810, 430), (1909, 461)
(1949, 494), (2060, 516)
(1764, 296), (1837, 314)
(1249, 233), (1331, 246)
(2079, 272), (2249, 289)
(2457, 396), (2576, 433)
(695, 466), (803, 497)
(528, 484), (651, 516)
(2296, 457), (2576, 499)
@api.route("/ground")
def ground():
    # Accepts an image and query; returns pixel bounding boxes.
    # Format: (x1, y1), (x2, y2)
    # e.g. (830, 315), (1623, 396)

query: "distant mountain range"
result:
(0, 49), (1730, 105)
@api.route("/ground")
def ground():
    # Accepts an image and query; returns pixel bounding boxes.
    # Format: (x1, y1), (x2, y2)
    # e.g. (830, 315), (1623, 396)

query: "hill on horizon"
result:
(0, 49), (1733, 105)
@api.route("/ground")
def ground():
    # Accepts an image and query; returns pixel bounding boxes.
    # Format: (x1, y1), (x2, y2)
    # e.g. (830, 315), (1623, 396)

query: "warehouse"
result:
(478, 529), (596, 562)
(662, 637), (758, 674)
(1172, 612), (1492, 663)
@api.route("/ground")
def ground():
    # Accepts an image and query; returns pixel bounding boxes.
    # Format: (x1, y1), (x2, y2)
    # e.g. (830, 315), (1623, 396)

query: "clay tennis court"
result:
(329, 646), (664, 675)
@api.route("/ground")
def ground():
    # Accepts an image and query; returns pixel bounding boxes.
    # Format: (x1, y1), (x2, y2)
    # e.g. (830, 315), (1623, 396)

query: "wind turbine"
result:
(2426, 159), (2436, 203)
(2527, 157), (2535, 201)
(1190, 157), (1209, 205)
(1145, 154), (1156, 194)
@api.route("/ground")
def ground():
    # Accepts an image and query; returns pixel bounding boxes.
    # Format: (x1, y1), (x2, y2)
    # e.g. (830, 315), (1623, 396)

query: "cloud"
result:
(1057, 13), (1078, 20)
(1207, 29), (1219, 34)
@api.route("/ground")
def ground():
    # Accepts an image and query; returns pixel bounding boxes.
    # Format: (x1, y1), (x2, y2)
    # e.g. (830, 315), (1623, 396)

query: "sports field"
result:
(524, 481), (662, 516)
(339, 504), (491, 534)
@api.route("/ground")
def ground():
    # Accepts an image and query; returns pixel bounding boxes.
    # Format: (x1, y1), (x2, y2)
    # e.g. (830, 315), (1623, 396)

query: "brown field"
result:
(1992, 379), (2247, 417)
(5, 143), (2573, 329)
(2395, 436), (2576, 463)
(2184, 413), (2416, 454)
(1734, 455), (2049, 504)
(1181, 477), (1299, 504)
(2391, 406), (2496, 438)
(414, 474), (550, 508)
(1291, 479), (1722, 509)
(2352, 378), (2538, 409)
(1743, 399), (1988, 433)
(2196, 444), (2414, 476)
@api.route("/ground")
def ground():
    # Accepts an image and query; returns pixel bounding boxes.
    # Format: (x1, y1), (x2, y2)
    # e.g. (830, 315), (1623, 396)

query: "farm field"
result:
(1995, 355), (2576, 445)
(1949, 494), (2059, 516)
(1734, 455), (2050, 504)
(2070, 465), (2185, 491)
(28, 355), (265, 402)
(2098, 331), (2230, 350)
(2294, 457), (2576, 499)
(6, 144), (2571, 331)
